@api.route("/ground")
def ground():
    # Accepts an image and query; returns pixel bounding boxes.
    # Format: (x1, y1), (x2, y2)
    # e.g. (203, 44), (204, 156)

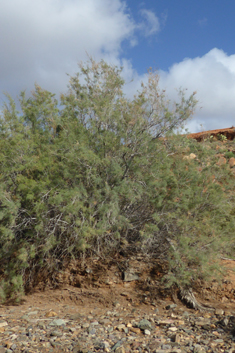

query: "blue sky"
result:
(1, 0), (235, 132)
(126, 1), (235, 73)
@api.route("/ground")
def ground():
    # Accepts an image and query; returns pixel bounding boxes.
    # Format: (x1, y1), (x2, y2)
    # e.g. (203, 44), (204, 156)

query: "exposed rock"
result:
(229, 157), (235, 167)
(122, 269), (139, 282)
(183, 153), (197, 160)
(217, 156), (227, 166)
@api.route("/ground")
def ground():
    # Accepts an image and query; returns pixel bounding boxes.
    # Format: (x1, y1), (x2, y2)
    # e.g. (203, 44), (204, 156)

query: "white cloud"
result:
(0, 0), (136, 100)
(159, 48), (235, 132)
(138, 9), (160, 37)
(0, 0), (163, 120)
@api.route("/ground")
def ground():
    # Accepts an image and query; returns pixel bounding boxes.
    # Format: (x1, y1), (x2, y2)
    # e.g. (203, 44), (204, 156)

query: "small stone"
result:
(112, 340), (123, 351)
(3, 341), (12, 349)
(99, 318), (111, 325)
(82, 323), (90, 328)
(182, 311), (189, 317)
(194, 344), (206, 353)
(88, 327), (96, 335)
(130, 327), (141, 334)
(72, 343), (83, 353)
(49, 319), (66, 326)
(213, 339), (224, 343)
(144, 329), (151, 335)
(70, 313), (82, 320)
(189, 153), (196, 159)
(102, 341), (110, 349)
(162, 344), (171, 350)
(166, 304), (177, 310)
(168, 326), (178, 332)
(183, 153), (196, 160)
(0, 321), (8, 328)
(115, 347), (125, 353)
(215, 308), (224, 316)
(45, 311), (58, 317)
(172, 333), (181, 343)
(222, 317), (229, 326)
(158, 319), (174, 326)
(212, 330), (220, 336)
(122, 270), (139, 282)
(137, 319), (152, 331)
(202, 312), (211, 319)
(120, 292), (128, 296)
(10, 343), (17, 351)
(21, 315), (29, 320)
(50, 330), (63, 337)
(221, 296), (228, 303)
(148, 342), (161, 351)
(116, 324), (126, 331)
(27, 311), (38, 316)
(9, 334), (17, 340)
(195, 319), (210, 326)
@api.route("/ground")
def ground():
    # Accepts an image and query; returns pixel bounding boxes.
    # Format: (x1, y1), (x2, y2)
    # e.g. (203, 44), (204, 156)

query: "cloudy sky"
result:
(1, 0), (235, 132)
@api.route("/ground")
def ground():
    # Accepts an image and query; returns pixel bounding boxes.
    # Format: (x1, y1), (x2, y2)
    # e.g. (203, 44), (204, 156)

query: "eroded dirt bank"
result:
(0, 258), (235, 352)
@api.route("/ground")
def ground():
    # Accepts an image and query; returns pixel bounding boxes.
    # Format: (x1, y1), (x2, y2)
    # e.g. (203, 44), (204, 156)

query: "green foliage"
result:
(0, 57), (234, 301)
(218, 134), (227, 141)
(225, 151), (234, 159)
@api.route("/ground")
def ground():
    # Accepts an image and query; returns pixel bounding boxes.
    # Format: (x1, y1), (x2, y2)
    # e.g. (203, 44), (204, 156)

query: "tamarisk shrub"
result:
(0, 58), (233, 301)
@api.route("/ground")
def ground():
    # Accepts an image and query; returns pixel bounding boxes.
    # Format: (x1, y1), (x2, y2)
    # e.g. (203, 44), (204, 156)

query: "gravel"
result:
(0, 302), (235, 352)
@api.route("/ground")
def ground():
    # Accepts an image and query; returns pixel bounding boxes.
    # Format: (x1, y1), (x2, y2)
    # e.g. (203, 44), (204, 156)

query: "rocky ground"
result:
(0, 258), (235, 353)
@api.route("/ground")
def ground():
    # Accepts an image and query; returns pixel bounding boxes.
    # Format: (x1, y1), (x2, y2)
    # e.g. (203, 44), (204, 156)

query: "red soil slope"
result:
(188, 126), (235, 141)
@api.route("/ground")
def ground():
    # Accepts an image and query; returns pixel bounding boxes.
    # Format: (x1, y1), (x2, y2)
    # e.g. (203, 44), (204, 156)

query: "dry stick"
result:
(167, 240), (215, 312)
(220, 256), (235, 261)
(179, 287), (214, 312)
